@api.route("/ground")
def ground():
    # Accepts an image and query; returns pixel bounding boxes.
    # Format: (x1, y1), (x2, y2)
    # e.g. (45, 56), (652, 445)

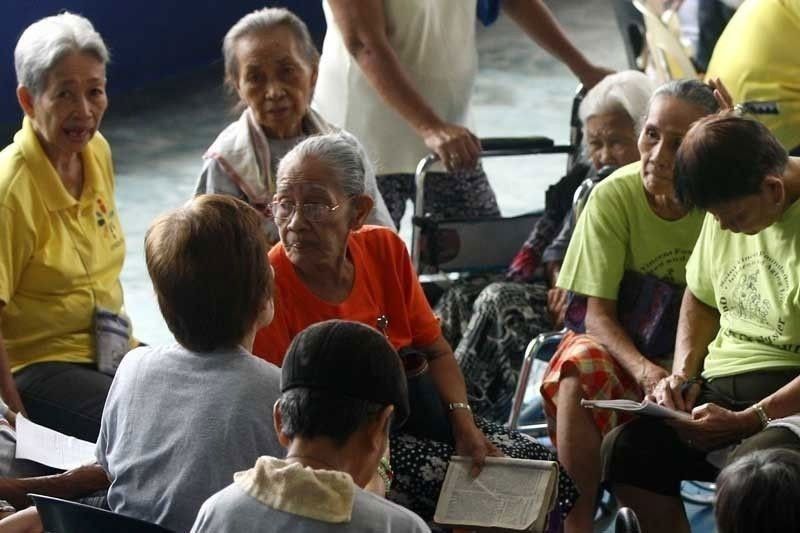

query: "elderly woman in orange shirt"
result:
(252, 132), (578, 527)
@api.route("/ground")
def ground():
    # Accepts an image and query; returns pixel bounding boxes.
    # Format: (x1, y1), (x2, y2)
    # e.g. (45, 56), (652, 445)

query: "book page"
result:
(15, 416), (96, 470)
(581, 398), (690, 420)
(434, 456), (558, 531)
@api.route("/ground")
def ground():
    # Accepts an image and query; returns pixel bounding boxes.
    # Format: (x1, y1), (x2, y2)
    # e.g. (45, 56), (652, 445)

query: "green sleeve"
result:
(685, 214), (718, 309)
(556, 180), (628, 300)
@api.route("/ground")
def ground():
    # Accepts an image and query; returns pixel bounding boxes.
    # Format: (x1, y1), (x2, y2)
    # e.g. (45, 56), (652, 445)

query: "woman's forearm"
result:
(424, 337), (469, 406)
(501, 0), (594, 79)
(672, 289), (719, 378)
(585, 296), (653, 379)
(328, 0), (444, 135)
(0, 309), (24, 415)
(755, 376), (800, 422)
(0, 464), (109, 510)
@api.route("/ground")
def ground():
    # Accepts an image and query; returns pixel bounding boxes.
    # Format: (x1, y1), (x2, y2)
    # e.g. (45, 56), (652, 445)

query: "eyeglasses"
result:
(270, 200), (343, 222)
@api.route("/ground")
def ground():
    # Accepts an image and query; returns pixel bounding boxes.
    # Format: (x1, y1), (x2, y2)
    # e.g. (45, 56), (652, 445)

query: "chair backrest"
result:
(633, 0), (698, 83)
(571, 165), (619, 224)
(31, 494), (175, 533)
(611, 0), (646, 70)
(572, 178), (596, 224)
(615, 507), (643, 533)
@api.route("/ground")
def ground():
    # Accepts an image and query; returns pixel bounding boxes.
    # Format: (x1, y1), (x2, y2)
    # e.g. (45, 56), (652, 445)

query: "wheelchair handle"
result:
(411, 136), (574, 269)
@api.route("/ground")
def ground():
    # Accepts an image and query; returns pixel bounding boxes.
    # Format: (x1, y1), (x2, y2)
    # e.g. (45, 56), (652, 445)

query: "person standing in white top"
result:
(313, 0), (613, 227)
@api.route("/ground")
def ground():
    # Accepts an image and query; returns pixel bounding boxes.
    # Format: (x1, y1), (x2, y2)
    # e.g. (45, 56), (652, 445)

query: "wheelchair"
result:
(411, 86), (585, 306)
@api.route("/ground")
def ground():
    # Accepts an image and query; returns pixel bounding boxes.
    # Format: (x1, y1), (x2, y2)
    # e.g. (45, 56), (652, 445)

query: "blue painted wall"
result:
(1, 1), (325, 128)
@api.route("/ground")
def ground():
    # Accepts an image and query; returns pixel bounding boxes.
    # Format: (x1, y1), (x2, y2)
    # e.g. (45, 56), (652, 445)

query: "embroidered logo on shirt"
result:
(96, 197), (120, 240)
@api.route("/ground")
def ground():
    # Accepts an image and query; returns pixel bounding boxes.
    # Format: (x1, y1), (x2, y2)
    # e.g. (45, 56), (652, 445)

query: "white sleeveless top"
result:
(313, 0), (479, 175)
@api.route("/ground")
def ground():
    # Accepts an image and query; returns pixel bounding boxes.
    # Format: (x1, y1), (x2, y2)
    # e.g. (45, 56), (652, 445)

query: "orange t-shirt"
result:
(253, 226), (442, 366)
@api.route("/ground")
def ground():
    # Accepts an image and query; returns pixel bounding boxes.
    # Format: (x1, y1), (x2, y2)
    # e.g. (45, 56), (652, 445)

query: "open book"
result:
(434, 456), (558, 532)
(580, 398), (691, 420)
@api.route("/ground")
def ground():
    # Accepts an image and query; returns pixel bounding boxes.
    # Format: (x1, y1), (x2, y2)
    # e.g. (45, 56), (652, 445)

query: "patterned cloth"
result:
(438, 279), (552, 421)
(377, 166), (500, 228)
(539, 331), (644, 446)
(389, 416), (578, 529)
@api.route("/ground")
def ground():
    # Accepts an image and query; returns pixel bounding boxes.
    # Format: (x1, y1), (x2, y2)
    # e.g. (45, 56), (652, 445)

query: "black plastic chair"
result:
(31, 494), (175, 533)
(615, 507), (642, 533)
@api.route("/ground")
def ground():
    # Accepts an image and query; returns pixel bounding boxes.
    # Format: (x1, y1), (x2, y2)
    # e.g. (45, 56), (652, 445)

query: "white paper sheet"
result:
(15, 415), (96, 470)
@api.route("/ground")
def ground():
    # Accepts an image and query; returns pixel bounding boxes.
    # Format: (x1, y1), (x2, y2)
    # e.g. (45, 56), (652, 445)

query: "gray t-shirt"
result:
(96, 343), (282, 533)
(190, 481), (430, 533)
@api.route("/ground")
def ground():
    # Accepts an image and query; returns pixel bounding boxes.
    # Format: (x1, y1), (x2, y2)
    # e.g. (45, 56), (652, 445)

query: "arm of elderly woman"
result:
(0, 307), (25, 416)
(666, 378), (800, 451)
(585, 296), (669, 395)
(327, 0), (481, 172)
(658, 290), (800, 450)
(652, 289), (719, 411)
(419, 335), (502, 476)
(501, 0), (612, 90)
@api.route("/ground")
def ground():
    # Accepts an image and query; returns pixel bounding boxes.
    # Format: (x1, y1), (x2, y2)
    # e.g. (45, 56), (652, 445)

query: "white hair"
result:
(277, 131), (373, 197)
(578, 70), (655, 135)
(223, 7), (318, 89)
(14, 12), (109, 97)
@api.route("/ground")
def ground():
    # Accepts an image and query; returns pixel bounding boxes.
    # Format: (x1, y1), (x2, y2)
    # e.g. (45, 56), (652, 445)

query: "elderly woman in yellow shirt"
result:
(0, 13), (129, 442)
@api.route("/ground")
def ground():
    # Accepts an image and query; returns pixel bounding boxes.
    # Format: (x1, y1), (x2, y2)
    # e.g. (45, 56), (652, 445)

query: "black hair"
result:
(278, 388), (389, 446)
(715, 448), (800, 533)
(675, 114), (788, 209)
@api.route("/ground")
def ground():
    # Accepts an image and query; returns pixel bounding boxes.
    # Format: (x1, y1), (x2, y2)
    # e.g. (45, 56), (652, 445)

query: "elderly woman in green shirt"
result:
(540, 79), (721, 532)
(603, 115), (800, 533)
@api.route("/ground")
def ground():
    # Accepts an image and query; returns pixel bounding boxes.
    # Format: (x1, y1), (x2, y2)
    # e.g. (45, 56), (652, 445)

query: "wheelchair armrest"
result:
(480, 137), (554, 152)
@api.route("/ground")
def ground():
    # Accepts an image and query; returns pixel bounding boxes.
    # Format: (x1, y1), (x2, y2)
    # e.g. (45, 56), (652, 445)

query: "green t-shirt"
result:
(687, 202), (800, 379)
(557, 162), (704, 299)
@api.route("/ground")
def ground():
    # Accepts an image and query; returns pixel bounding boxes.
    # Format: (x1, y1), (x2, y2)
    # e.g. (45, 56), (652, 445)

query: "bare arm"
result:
(0, 464), (109, 510)
(501, 0), (613, 89)
(584, 296), (669, 394)
(654, 289), (719, 411)
(420, 336), (501, 475)
(0, 304), (24, 415)
(327, 0), (481, 171)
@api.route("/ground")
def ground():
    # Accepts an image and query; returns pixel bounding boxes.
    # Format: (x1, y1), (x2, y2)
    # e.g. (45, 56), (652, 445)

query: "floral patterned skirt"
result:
(389, 417), (578, 530)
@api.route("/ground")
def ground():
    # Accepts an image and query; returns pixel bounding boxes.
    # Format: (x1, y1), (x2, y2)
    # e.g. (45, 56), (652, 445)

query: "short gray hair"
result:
(277, 132), (373, 197)
(223, 7), (318, 89)
(14, 12), (109, 97)
(649, 78), (720, 116)
(579, 70), (655, 135)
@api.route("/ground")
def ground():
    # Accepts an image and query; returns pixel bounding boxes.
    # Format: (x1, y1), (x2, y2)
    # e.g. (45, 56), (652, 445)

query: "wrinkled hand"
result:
(707, 77), (734, 112)
(576, 65), (615, 91)
(420, 123), (481, 172)
(452, 413), (503, 477)
(667, 403), (758, 451)
(650, 374), (701, 412)
(636, 361), (670, 396)
(547, 287), (569, 329)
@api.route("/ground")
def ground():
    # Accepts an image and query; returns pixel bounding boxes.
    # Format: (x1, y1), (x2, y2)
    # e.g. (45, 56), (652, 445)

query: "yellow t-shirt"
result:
(706, 0), (800, 151)
(557, 162), (704, 299)
(0, 117), (126, 372)
(686, 205), (800, 379)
